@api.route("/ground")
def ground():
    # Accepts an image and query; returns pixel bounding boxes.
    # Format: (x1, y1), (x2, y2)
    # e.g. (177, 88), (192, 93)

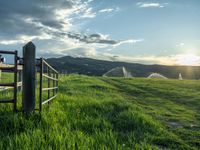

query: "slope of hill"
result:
(0, 75), (199, 149)
(47, 56), (200, 79)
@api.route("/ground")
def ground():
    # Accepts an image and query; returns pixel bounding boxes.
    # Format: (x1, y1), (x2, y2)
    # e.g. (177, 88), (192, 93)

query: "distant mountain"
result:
(46, 56), (200, 79)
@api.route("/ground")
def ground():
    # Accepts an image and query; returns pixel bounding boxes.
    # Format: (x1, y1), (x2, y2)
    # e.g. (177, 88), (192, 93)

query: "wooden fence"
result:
(0, 42), (59, 113)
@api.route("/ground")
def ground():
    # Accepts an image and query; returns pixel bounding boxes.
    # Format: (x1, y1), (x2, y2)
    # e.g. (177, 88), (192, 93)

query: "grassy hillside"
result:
(0, 75), (200, 149)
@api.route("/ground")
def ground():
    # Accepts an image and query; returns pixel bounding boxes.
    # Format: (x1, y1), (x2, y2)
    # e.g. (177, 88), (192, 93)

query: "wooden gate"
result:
(0, 42), (59, 113)
(39, 58), (59, 112)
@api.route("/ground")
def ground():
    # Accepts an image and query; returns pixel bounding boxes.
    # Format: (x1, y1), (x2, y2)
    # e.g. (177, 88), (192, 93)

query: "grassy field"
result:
(0, 75), (200, 150)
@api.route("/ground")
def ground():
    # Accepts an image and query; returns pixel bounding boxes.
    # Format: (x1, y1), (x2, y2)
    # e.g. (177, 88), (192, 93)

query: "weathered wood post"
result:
(22, 42), (36, 113)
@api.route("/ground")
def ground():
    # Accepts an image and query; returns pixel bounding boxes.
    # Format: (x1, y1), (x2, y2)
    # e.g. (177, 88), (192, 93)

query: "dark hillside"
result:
(47, 56), (200, 79)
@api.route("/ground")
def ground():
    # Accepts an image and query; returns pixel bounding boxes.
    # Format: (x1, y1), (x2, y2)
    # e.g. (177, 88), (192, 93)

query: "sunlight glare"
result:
(176, 54), (200, 66)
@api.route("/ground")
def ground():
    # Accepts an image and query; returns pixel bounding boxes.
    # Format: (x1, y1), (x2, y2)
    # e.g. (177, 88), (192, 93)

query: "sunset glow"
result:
(176, 54), (200, 66)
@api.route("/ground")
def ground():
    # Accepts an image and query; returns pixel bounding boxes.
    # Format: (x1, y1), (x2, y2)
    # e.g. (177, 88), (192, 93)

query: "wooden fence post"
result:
(22, 42), (36, 113)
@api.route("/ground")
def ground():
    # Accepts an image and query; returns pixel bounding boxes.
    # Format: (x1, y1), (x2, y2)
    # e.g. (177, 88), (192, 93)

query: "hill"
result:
(0, 75), (199, 149)
(46, 56), (200, 79)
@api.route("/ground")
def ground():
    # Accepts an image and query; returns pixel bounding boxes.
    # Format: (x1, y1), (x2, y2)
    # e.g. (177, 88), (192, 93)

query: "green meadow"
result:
(0, 75), (200, 150)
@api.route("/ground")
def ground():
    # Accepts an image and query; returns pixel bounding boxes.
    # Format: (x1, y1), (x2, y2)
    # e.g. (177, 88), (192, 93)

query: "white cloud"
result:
(80, 7), (96, 18)
(87, 0), (94, 3)
(0, 40), (25, 45)
(61, 47), (97, 58)
(137, 2), (167, 8)
(0, 33), (52, 45)
(99, 8), (114, 13)
(99, 7), (120, 13)
(113, 39), (144, 47)
(176, 43), (185, 47)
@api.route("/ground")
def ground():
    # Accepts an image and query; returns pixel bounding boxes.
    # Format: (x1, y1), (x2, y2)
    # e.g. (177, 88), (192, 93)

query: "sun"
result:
(176, 54), (200, 66)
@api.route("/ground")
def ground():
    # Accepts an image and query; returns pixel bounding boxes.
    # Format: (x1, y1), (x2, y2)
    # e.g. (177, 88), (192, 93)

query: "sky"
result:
(0, 0), (200, 65)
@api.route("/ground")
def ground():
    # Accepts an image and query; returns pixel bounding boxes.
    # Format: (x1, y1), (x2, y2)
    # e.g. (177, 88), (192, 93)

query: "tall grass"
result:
(0, 75), (199, 149)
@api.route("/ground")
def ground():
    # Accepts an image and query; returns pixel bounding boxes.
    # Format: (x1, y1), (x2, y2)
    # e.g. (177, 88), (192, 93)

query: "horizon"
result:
(50, 54), (200, 67)
(0, 0), (200, 66)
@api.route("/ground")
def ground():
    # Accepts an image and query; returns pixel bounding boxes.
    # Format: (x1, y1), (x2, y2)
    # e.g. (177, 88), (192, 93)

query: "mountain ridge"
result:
(46, 56), (200, 79)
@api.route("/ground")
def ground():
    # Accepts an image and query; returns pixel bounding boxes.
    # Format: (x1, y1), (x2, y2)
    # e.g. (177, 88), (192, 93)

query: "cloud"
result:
(136, 2), (167, 8)
(66, 33), (116, 44)
(113, 39), (144, 47)
(80, 7), (96, 18)
(61, 47), (97, 58)
(66, 32), (143, 46)
(0, 1), (130, 49)
(99, 8), (114, 13)
(0, 40), (25, 45)
(0, 33), (52, 45)
(0, 0), (96, 44)
(176, 43), (185, 47)
(99, 7), (120, 13)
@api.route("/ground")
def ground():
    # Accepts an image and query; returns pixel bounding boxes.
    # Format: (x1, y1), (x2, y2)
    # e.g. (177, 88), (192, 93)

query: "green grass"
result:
(0, 75), (200, 149)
